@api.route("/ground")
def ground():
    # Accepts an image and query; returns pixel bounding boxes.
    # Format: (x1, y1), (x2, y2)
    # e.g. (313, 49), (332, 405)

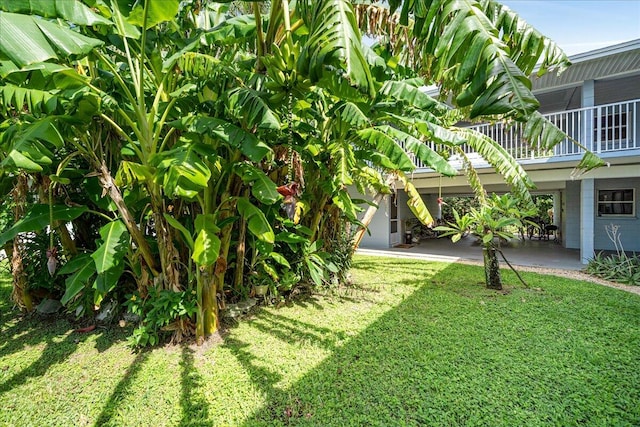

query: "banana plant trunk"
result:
(483, 244), (503, 290)
(9, 175), (31, 310)
(96, 163), (159, 278)
(151, 205), (181, 292)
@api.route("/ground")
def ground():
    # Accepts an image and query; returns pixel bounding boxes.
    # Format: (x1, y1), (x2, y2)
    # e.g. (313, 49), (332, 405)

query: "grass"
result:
(1, 255), (639, 426)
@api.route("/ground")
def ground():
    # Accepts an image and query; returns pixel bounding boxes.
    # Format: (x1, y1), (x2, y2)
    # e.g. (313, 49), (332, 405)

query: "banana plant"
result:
(0, 0), (600, 346)
(353, 0), (603, 174)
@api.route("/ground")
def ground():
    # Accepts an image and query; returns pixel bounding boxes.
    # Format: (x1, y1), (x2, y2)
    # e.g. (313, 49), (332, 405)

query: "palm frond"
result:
(454, 126), (535, 203)
(0, 83), (58, 116)
(299, 0), (375, 96)
(397, 172), (434, 226)
(457, 150), (487, 205)
(226, 87), (281, 130)
(480, 0), (570, 77)
(357, 127), (416, 171)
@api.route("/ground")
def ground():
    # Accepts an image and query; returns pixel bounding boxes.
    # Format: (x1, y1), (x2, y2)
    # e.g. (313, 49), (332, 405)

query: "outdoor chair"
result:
(544, 224), (559, 242)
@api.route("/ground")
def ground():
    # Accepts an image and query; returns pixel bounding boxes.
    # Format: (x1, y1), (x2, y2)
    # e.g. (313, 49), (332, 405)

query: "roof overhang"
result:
(532, 39), (640, 93)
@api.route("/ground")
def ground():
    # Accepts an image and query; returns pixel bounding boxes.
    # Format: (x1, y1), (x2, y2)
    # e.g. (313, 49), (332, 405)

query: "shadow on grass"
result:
(235, 261), (640, 426)
(249, 311), (347, 351)
(92, 351), (149, 427)
(0, 274), (127, 398)
(0, 316), (127, 399)
(179, 346), (211, 427)
(224, 336), (283, 402)
(0, 330), (92, 397)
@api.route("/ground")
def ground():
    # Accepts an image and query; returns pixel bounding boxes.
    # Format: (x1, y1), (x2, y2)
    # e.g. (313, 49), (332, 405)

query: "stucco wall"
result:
(564, 178), (640, 252)
(357, 194), (391, 249)
(594, 177), (640, 252)
(564, 181), (581, 249)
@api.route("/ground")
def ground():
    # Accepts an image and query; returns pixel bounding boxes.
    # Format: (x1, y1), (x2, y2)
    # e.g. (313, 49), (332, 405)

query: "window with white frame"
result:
(597, 189), (635, 216)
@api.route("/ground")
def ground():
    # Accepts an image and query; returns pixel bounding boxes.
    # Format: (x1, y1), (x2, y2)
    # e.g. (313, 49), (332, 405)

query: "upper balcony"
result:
(413, 98), (640, 170)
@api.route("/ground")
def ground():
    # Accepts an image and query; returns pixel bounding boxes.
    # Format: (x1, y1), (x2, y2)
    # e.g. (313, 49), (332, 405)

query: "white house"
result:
(360, 39), (640, 264)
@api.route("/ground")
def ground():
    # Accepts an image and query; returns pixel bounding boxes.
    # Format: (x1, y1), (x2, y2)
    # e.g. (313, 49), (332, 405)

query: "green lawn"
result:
(1, 256), (639, 426)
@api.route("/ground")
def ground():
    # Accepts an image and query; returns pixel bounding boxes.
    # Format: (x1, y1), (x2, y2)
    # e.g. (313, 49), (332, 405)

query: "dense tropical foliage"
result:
(0, 0), (602, 345)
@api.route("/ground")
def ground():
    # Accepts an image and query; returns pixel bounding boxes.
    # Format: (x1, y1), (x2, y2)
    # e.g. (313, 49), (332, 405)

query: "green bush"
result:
(586, 252), (640, 286)
(124, 289), (198, 347)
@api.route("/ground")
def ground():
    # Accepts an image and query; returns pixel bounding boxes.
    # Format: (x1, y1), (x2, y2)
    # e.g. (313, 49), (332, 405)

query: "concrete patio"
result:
(358, 235), (585, 271)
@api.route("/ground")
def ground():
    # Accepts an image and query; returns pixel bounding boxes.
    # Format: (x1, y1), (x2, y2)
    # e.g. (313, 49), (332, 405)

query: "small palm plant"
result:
(436, 194), (536, 289)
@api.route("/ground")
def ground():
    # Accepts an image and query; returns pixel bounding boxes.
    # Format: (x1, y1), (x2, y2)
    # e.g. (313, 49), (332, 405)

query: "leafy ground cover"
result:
(1, 256), (639, 426)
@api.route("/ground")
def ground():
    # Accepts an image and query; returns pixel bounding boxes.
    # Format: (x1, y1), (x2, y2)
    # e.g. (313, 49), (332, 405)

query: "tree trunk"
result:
(96, 163), (159, 278)
(151, 202), (181, 292)
(233, 214), (247, 293)
(483, 245), (502, 290)
(9, 175), (31, 310)
(308, 194), (329, 242)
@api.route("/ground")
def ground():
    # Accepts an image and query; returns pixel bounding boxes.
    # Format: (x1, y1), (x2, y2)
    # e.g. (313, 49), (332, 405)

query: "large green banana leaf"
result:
(0, 83), (58, 115)
(192, 214), (221, 267)
(0, 0), (112, 26)
(327, 140), (356, 188)
(116, 0), (179, 30)
(152, 144), (212, 200)
(377, 0), (569, 121)
(60, 254), (95, 305)
(0, 11), (103, 68)
(91, 220), (129, 274)
(0, 204), (88, 247)
(236, 197), (275, 244)
(299, 0), (375, 97)
(357, 127), (416, 172)
(330, 101), (370, 128)
(203, 14), (257, 45)
(455, 127), (535, 203)
(93, 263), (125, 306)
(164, 214), (194, 252)
(1, 119), (64, 172)
(169, 116), (271, 162)
(373, 124), (458, 177)
(379, 79), (446, 113)
(227, 87), (281, 131)
(234, 163), (281, 205)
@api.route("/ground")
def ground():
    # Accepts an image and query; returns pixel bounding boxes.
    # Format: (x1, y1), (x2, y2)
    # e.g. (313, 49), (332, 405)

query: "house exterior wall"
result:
(594, 177), (640, 252)
(357, 194), (391, 249)
(565, 181), (581, 249)
(564, 177), (640, 253)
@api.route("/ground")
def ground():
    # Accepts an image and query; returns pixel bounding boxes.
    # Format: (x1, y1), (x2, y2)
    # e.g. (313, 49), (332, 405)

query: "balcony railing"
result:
(412, 99), (639, 169)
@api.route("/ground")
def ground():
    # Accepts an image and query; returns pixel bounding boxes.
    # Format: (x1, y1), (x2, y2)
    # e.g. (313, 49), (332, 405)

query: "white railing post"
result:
(634, 100), (638, 149)
(596, 105), (602, 153)
(436, 99), (640, 172)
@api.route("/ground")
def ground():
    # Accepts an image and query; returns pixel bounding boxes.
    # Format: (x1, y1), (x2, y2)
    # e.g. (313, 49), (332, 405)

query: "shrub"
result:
(124, 289), (198, 347)
(586, 252), (640, 286)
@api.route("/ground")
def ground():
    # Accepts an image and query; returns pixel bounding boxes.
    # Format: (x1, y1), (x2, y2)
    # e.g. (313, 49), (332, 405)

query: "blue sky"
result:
(501, 0), (640, 55)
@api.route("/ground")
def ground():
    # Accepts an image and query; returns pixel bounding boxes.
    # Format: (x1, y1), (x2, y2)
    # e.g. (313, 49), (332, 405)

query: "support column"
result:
(582, 80), (595, 108)
(552, 191), (561, 225)
(580, 178), (595, 264)
(582, 80), (595, 151)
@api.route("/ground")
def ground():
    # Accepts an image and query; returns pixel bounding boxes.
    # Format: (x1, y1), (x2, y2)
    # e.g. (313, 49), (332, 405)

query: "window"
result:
(597, 189), (635, 216)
